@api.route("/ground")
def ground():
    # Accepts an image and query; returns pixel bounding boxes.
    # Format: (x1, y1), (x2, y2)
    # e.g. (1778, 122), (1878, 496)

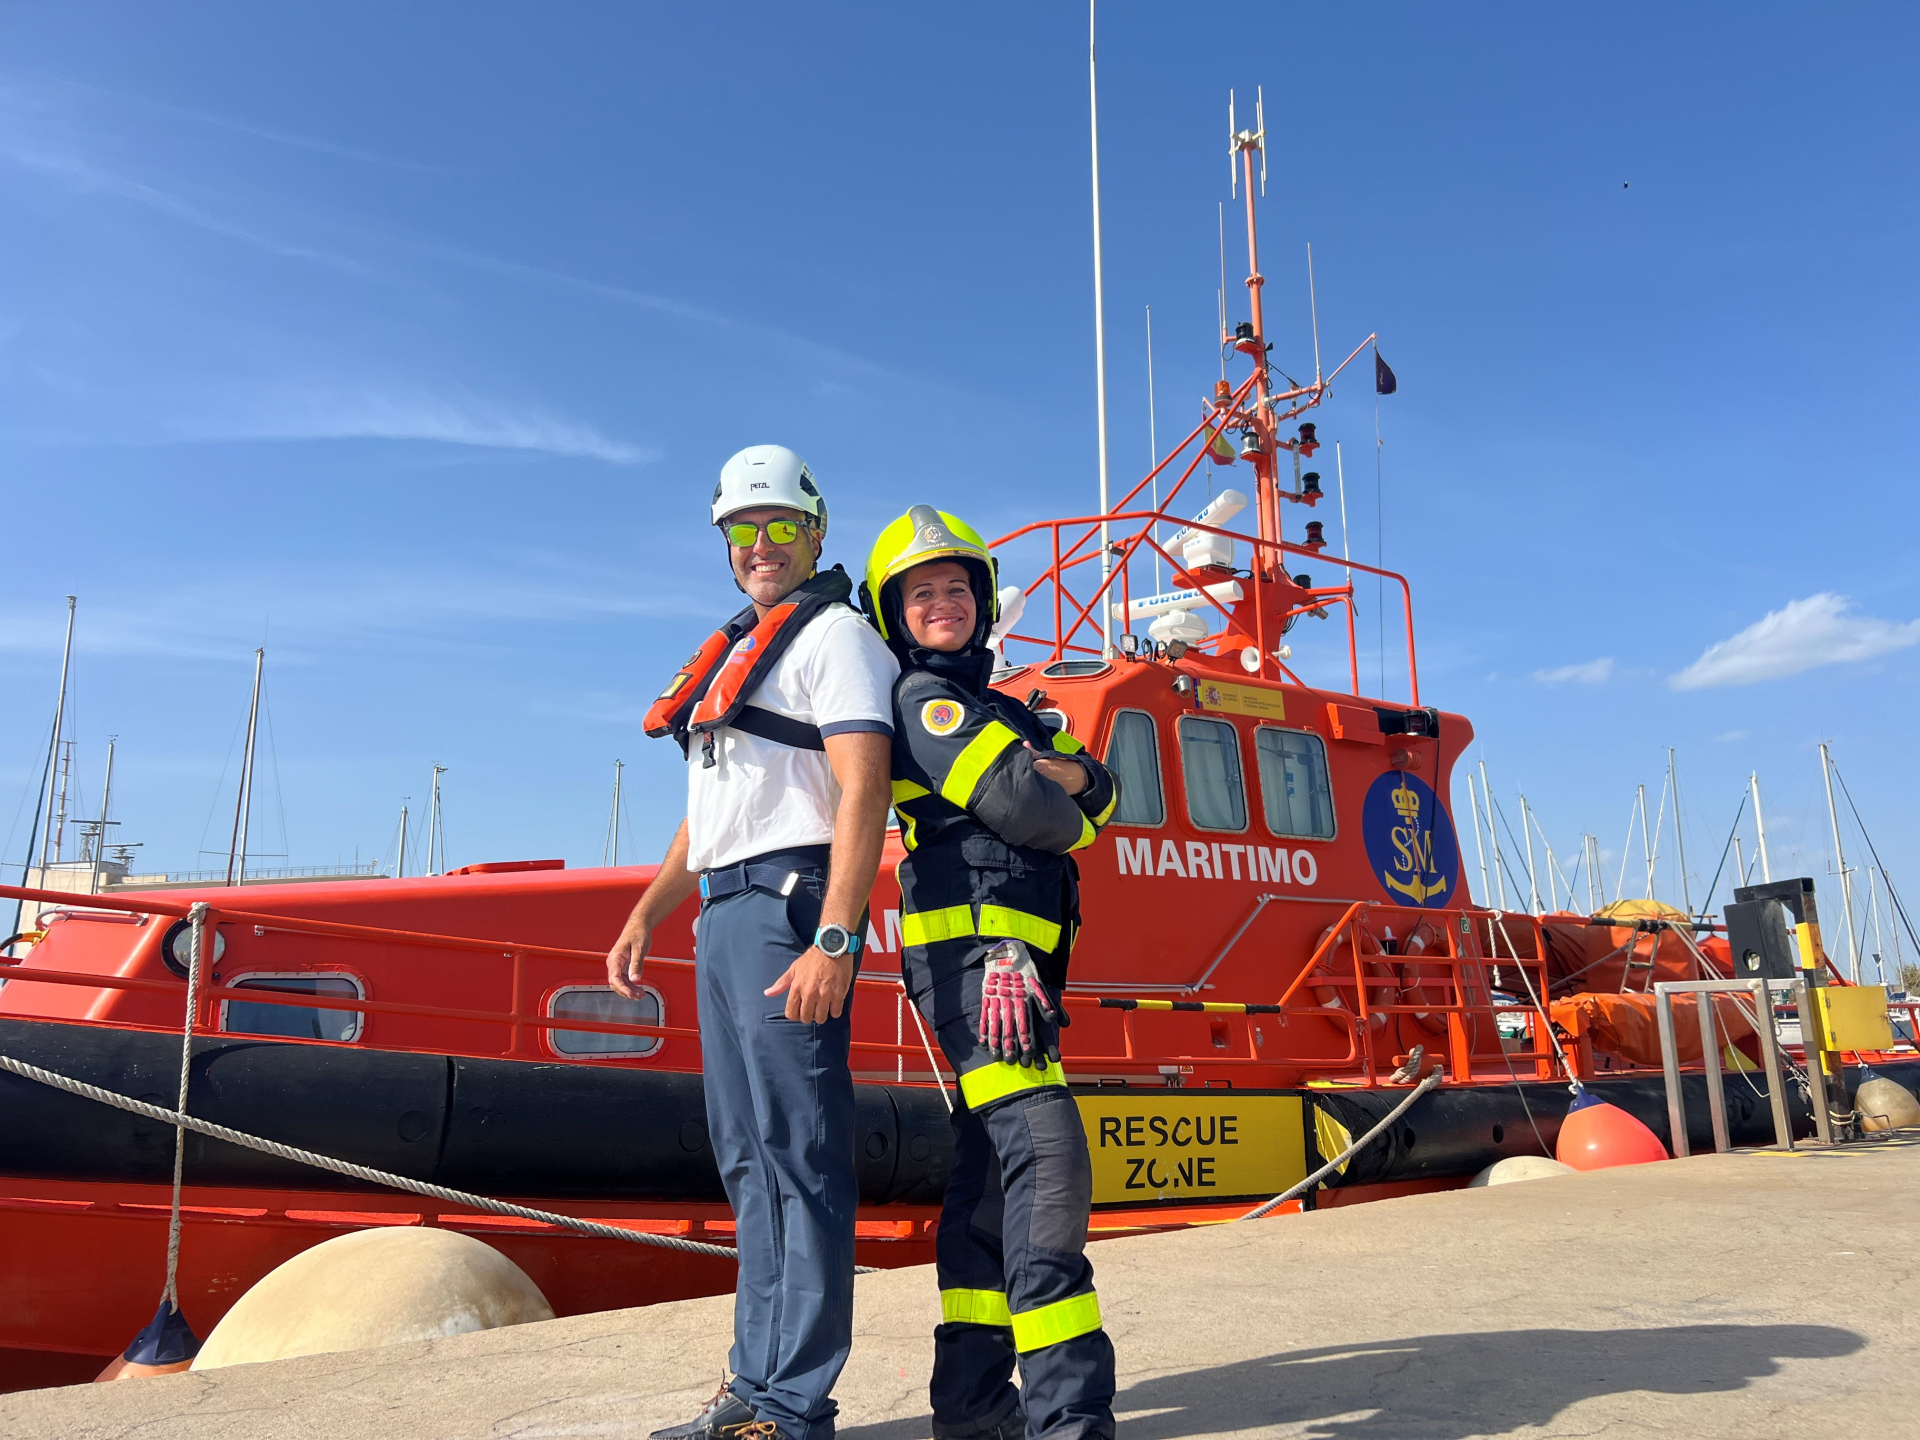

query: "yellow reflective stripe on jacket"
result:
(977, 904), (1061, 952)
(941, 1288), (1012, 1328)
(1089, 790), (1117, 827)
(940, 721), (1020, 809)
(1010, 1291), (1103, 1352)
(959, 1056), (1066, 1109)
(898, 904), (975, 947)
(1048, 732), (1085, 755)
(892, 779), (930, 852)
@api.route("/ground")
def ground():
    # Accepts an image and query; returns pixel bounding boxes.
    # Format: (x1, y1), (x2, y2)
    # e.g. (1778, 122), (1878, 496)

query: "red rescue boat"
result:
(3, 103), (1915, 1395)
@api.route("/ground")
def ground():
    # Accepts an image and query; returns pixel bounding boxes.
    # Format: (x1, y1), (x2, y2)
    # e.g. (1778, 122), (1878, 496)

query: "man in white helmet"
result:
(611, 445), (898, 1440)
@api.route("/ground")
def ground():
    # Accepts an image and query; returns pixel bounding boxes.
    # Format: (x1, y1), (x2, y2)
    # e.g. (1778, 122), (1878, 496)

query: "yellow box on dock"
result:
(1810, 985), (1895, 1052)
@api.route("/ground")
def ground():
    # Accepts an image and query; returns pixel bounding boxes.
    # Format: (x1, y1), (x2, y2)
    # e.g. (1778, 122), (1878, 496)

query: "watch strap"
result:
(815, 923), (863, 958)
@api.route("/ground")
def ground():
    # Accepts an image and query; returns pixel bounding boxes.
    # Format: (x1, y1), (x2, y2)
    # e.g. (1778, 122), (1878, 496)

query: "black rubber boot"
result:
(651, 1384), (759, 1440)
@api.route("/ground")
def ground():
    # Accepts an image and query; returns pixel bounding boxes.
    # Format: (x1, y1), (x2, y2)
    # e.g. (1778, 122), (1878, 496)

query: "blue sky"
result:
(2, 5), (1915, 970)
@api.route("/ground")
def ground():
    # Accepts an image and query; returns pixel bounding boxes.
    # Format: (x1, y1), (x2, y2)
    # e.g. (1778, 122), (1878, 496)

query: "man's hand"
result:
(765, 946), (856, 1022)
(606, 918), (651, 1001)
(1026, 742), (1088, 796)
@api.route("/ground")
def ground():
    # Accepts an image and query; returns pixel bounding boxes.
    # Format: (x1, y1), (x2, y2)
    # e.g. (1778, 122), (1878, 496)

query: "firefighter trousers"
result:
(912, 959), (1116, 1440)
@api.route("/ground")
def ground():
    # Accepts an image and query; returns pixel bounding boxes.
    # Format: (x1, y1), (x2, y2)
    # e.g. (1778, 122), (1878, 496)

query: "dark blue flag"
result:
(1375, 350), (1398, 395)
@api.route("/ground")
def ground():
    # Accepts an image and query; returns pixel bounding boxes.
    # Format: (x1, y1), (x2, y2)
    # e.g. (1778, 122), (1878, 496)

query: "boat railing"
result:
(0, 881), (1359, 1084)
(1270, 898), (1565, 1086)
(987, 374), (1421, 699)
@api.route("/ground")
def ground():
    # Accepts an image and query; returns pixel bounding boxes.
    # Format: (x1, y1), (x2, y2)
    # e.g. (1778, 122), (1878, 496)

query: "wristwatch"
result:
(814, 923), (863, 959)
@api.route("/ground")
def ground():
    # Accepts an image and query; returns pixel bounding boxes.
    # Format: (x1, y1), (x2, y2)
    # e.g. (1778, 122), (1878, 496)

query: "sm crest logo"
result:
(1361, 771), (1459, 908)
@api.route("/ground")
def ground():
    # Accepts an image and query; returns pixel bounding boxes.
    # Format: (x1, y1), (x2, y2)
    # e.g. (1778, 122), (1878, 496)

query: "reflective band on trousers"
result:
(941, 721), (1020, 809)
(941, 1287), (1011, 1328)
(899, 904), (1062, 952)
(978, 904), (1061, 951)
(899, 904), (975, 947)
(1010, 1291), (1103, 1353)
(959, 1057), (1067, 1109)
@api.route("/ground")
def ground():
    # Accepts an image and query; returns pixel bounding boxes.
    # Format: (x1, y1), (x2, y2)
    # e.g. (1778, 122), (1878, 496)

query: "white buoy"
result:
(192, 1226), (555, 1370)
(1856, 1076), (1920, 1132)
(1469, 1155), (1577, 1187)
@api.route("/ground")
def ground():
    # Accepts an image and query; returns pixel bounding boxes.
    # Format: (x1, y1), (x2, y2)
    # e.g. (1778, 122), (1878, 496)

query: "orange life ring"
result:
(1394, 921), (1453, 1038)
(1311, 924), (1399, 1034)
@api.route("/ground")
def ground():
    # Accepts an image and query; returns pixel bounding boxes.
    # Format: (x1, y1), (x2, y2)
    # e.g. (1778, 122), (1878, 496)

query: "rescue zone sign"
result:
(1074, 1092), (1306, 1205)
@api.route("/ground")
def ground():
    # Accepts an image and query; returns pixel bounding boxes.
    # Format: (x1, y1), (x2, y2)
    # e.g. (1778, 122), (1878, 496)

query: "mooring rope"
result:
(0, 1048), (891, 1269)
(1238, 1064), (1444, 1221)
(160, 901), (207, 1311)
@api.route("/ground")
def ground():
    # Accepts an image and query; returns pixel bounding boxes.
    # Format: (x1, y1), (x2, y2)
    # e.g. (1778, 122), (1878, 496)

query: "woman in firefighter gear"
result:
(862, 505), (1119, 1440)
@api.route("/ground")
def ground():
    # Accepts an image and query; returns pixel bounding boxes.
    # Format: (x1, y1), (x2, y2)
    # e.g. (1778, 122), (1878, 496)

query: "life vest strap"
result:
(727, 706), (825, 752)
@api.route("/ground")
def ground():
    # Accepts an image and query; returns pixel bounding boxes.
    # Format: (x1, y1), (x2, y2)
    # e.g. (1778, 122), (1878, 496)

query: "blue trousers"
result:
(696, 848), (858, 1440)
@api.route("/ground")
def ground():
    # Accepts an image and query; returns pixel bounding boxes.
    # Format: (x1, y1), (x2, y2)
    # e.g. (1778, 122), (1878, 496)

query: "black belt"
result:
(699, 844), (832, 905)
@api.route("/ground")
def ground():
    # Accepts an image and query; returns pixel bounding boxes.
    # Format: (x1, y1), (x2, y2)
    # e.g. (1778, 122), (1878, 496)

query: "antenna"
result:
(1145, 303), (1161, 595)
(1088, 0), (1113, 658)
(1217, 202), (1227, 373)
(1257, 86), (1266, 196)
(1228, 90), (1236, 197)
(1307, 242), (1323, 385)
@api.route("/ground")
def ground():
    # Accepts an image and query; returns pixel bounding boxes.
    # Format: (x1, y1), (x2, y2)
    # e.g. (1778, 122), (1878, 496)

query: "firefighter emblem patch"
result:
(921, 699), (964, 736)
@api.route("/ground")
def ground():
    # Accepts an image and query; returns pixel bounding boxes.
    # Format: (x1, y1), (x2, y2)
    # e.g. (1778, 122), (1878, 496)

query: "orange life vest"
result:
(644, 567), (855, 766)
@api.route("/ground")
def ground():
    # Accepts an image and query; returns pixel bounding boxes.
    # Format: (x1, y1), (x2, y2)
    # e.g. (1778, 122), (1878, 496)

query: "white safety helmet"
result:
(711, 444), (827, 532)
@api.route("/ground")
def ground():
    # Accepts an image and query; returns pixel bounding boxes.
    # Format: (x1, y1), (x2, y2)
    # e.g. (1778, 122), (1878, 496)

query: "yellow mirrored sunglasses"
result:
(724, 518), (804, 547)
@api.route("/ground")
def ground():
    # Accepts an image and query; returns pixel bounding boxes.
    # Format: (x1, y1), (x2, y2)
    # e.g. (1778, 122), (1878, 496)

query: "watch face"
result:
(817, 925), (849, 956)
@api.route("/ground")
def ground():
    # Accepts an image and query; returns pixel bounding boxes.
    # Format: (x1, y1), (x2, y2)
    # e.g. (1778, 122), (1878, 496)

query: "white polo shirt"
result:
(684, 603), (899, 872)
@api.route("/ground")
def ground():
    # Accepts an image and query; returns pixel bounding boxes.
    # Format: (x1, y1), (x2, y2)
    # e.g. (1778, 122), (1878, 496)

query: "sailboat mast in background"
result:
(35, 596), (78, 870)
(225, 648), (265, 887)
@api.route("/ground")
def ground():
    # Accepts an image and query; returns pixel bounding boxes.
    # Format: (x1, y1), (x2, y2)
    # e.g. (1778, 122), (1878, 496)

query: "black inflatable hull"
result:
(0, 1018), (954, 1206)
(6, 1018), (1914, 1205)
(1309, 1061), (1920, 1189)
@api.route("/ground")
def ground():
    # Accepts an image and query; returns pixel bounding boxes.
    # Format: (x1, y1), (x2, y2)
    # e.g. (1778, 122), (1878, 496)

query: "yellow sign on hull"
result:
(1074, 1092), (1307, 1205)
(1194, 680), (1286, 721)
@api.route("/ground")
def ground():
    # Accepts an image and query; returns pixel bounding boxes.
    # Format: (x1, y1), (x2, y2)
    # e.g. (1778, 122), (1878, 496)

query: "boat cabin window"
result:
(1033, 710), (1067, 734)
(547, 985), (665, 1058)
(1176, 715), (1247, 832)
(221, 973), (365, 1043)
(1254, 727), (1336, 839)
(1104, 709), (1165, 826)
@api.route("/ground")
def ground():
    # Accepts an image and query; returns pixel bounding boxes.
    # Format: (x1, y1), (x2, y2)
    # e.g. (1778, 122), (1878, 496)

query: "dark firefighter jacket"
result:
(890, 646), (1118, 997)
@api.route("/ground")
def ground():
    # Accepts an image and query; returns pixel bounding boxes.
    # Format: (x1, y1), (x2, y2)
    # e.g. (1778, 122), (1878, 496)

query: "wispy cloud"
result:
(1669, 593), (1920, 690)
(1715, 730), (1748, 743)
(0, 556), (717, 664)
(167, 386), (654, 464)
(0, 132), (362, 271)
(1533, 657), (1614, 685)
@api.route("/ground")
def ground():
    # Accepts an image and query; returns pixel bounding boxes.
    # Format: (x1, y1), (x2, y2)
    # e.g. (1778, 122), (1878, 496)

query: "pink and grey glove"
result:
(977, 940), (1058, 1067)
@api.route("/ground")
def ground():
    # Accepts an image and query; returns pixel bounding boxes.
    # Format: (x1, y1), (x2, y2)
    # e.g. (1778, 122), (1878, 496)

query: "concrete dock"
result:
(6, 1140), (1916, 1440)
